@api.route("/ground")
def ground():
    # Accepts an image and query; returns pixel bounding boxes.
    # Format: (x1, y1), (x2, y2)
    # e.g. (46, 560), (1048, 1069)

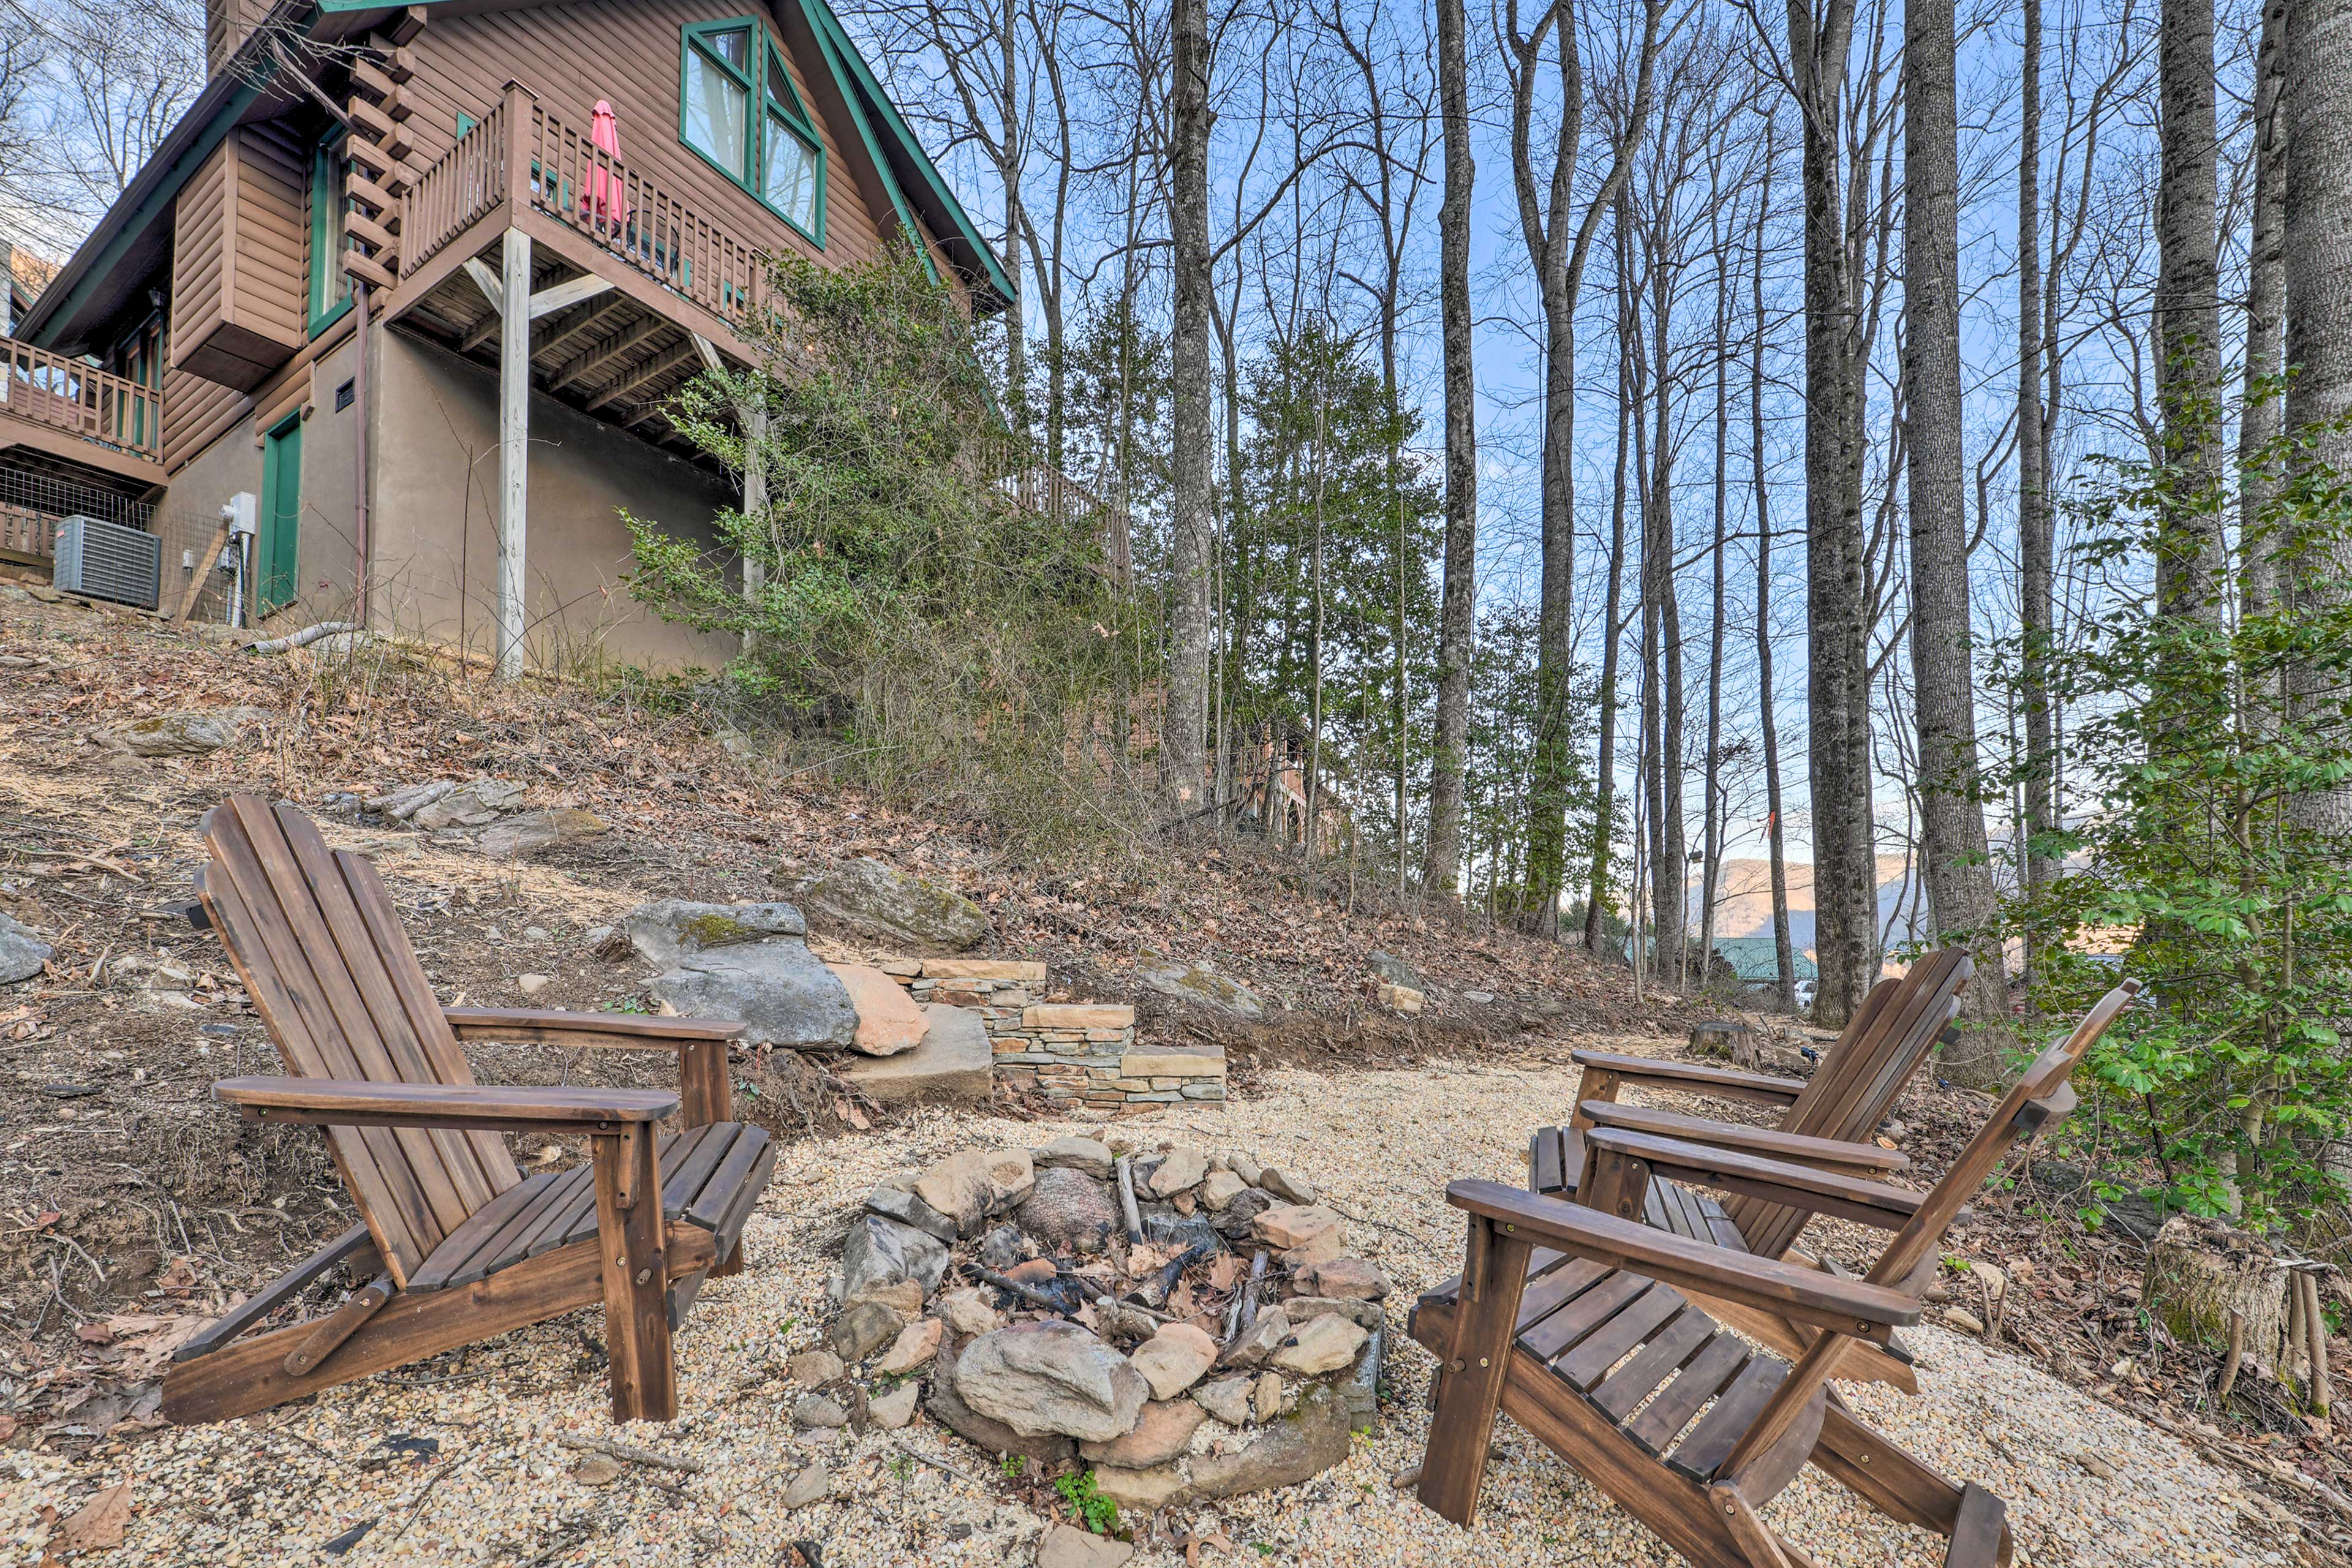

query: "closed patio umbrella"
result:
(587, 99), (629, 230)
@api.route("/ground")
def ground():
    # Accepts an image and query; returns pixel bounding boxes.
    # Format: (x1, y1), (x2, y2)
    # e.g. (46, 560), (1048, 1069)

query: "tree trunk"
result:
(1584, 237), (1635, 954)
(2285, 0), (2352, 834)
(2018, 0), (2056, 1001)
(1645, 244), (1686, 984)
(2241, 0), (2288, 623)
(2156, 0), (2227, 622)
(1787, 0), (1876, 1023)
(1161, 0), (1213, 816)
(1425, 0), (1478, 902)
(1752, 165), (1796, 1012)
(1904, 0), (2011, 1080)
(1700, 237), (1729, 992)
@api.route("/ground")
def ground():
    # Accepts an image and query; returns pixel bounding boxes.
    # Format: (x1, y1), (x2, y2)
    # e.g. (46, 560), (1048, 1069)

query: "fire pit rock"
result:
(815, 1137), (1385, 1515)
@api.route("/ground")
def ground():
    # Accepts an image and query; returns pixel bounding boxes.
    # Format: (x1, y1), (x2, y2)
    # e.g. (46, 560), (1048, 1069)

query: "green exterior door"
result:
(258, 415), (302, 615)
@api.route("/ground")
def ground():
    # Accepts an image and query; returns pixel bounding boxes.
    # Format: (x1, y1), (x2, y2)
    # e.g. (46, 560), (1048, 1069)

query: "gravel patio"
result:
(5, 1054), (2292, 1567)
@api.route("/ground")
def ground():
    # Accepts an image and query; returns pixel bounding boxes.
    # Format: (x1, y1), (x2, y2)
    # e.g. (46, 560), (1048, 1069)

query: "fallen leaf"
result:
(58, 1483), (130, 1551)
(72, 1322), (115, 1345)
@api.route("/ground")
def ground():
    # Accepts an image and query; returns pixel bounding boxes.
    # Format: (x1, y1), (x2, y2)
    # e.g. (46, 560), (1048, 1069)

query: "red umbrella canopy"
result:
(587, 99), (628, 227)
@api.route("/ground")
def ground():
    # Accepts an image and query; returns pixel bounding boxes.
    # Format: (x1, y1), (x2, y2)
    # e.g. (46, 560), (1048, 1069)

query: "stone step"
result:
(838, 1005), (993, 1104)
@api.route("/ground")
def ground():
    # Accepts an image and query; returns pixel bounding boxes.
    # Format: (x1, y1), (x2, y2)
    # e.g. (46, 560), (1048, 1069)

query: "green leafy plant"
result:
(1995, 390), (2352, 1229)
(999, 1453), (1027, 1481)
(1055, 1469), (1121, 1536)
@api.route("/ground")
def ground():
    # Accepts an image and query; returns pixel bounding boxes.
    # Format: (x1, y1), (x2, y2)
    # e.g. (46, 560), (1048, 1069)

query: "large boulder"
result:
(927, 1335), (1077, 1468)
(827, 962), (932, 1057)
(0, 913), (53, 984)
(915, 1148), (1037, 1235)
(775, 857), (990, 952)
(954, 1322), (1150, 1442)
(625, 899), (807, 967)
(1014, 1167), (1120, 1256)
(1186, 1383), (1354, 1499)
(840, 1212), (951, 1303)
(625, 900), (856, 1049)
(1138, 962), (1264, 1023)
(1365, 950), (1425, 991)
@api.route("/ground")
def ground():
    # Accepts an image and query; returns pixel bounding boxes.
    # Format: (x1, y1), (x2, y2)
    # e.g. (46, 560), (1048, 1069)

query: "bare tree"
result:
(2154, 0), (2225, 619)
(2237, 0), (2286, 620)
(1903, 0), (2008, 1074)
(1749, 122), (1798, 1009)
(1754, 0), (1879, 1024)
(2017, 0), (2057, 996)
(7, 0), (203, 217)
(1425, 0), (1479, 901)
(1164, 0), (1215, 814)
(2285, 0), (2352, 832)
(1503, 0), (1666, 936)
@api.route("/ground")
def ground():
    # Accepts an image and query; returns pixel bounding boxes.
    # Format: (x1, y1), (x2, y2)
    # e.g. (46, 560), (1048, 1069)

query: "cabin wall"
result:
(396, 0), (888, 276)
(169, 126), (310, 392)
(205, 0), (275, 77)
(368, 326), (739, 671)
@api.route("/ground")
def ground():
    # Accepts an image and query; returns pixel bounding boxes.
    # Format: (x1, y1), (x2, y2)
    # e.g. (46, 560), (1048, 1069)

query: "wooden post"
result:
(496, 225), (531, 679)
(679, 1039), (742, 1280)
(1417, 1213), (1533, 1526)
(1568, 1068), (1623, 1133)
(592, 1125), (676, 1422)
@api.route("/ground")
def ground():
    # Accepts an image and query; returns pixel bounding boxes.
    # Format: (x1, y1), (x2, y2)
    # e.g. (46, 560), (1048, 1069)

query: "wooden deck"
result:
(0, 341), (167, 493)
(378, 83), (775, 459)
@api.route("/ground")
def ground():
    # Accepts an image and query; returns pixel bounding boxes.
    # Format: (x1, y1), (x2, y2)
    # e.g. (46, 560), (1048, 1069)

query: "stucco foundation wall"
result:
(366, 326), (739, 673)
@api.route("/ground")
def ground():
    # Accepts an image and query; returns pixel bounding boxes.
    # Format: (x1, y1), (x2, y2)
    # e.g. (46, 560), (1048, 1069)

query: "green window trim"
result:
(456, 110), (477, 135)
(679, 17), (826, 247)
(307, 132), (353, 337)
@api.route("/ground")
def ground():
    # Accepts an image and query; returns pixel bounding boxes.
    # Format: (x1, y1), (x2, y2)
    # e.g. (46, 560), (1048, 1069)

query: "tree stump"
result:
(1689, 1019), (1757, 1070)
(2146, 1215), (2296, 1387)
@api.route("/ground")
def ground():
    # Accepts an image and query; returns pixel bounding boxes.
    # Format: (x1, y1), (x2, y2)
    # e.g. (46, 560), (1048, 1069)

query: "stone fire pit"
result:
(811, 1134), (1388, 1518)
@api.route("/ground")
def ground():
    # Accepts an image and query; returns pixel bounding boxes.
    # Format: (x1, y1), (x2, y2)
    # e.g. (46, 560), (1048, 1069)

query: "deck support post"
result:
(496, 225), (532, 679)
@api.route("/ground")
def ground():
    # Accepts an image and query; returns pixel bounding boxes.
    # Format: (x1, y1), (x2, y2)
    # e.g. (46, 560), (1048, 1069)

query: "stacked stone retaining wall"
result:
(875, 958), (1226, 1109)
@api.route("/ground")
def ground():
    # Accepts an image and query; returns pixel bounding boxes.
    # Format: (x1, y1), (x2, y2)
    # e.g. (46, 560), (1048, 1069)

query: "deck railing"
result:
(401, 85), (767, 327)
(402, 97), (510, 274)
(0, 341), (162, 466)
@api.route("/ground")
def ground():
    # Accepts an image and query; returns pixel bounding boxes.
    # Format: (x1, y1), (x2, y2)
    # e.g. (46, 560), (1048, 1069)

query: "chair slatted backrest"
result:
(196, 796), (521, 1286)
(1724, 949), (1973, 1259)
(1866, 979), (2139, 1294)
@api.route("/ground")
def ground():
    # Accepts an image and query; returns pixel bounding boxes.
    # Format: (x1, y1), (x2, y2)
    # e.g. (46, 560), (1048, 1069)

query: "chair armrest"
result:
(445, 1007), (744, 1050)
(216, 1075), (678, 1134)
(1446, 1178), (1918, 1341)
(1568, 1049), (1806, 1106)
(1578, 1101), (1908, 1172)
(1585, 1128), (1943, 1232)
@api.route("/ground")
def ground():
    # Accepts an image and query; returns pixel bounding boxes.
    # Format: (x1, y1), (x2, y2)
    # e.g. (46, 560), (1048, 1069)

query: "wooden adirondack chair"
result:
(160, 795), (778, 1427)
(1529, 952), (1974, 1391)
(1409, 979), (2138, 1568)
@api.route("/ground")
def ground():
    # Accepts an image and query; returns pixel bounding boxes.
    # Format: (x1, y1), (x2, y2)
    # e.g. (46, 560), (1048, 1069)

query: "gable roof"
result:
(20, 0), (1010, 350)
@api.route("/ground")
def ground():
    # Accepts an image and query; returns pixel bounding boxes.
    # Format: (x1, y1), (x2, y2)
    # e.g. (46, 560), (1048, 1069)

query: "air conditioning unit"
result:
(53, 516), (162, 611)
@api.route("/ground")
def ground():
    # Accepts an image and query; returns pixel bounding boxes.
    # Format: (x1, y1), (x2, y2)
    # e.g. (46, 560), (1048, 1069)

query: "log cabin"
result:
(3, 0), (1011, 670)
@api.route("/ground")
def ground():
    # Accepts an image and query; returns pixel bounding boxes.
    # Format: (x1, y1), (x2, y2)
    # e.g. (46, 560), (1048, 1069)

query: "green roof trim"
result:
(18, 72), (267, 349)
(794, 0), (1013, 309)
(311, 0), (1011, 311)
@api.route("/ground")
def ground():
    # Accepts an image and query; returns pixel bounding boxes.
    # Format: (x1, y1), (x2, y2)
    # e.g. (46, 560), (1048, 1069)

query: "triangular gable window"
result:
(681, 17), (826, 244)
